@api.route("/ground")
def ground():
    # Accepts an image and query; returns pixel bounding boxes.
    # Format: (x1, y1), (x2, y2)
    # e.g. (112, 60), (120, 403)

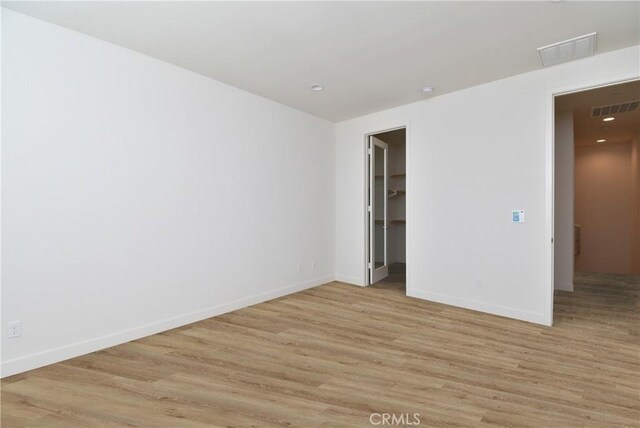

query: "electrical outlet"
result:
(297, 263), (302, 273)
(311, 261), (316, 270)
(474, 279), (482, 289)
(8, 321), (21, 338)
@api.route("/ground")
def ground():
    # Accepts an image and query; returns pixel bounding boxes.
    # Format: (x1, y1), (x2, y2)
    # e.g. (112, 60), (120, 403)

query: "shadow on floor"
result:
(553, 271), (639, 340)
(370, 262), (406, 293)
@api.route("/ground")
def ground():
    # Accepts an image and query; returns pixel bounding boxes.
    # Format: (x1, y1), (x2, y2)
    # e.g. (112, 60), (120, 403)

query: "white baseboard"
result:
(554, 281), (574, 292)
(0, 275), (334, 378)
(407, 288), (549, 326)
(335, 274), (365, 286)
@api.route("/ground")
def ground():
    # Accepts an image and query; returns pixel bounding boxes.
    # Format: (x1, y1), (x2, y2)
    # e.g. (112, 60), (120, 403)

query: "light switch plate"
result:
(512, 210), (525, 223)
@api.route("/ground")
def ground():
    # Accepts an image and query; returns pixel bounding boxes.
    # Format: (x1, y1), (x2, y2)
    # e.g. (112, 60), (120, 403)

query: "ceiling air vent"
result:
(537, 32), (597, 67)
(591, 101), (640, 117)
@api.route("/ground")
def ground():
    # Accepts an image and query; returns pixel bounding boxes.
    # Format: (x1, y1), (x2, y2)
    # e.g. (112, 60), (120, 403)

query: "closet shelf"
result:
(388, 189), (406, 198)
(375, 219), (406, 225)
(375, 172), (406, 178)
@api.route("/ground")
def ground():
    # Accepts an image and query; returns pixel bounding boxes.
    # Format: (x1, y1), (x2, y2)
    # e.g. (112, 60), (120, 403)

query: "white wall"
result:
(1, 10), (335, 377)
(554, 109), (574, 291)
(335, 45), (640, 325)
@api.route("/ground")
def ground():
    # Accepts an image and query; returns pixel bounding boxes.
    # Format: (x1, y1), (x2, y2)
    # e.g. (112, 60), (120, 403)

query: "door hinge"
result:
(367, 205), (371, 212)
(368, 148), (372, 155)
(368, 262), (372, 269)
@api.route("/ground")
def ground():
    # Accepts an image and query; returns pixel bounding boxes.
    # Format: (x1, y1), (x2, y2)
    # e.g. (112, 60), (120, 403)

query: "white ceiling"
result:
(557, 79), (640, 147)
(3, 1), (640, 122)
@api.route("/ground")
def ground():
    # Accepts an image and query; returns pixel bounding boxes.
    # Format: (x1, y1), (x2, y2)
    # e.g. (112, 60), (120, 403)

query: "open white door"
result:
(369, 136), (389, 284)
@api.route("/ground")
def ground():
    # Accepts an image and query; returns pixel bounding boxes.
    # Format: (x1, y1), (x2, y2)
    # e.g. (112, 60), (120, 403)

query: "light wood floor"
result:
(2, 272), (638, 427)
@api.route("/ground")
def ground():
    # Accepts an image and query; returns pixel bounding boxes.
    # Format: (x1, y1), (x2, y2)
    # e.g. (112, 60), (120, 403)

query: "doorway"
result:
(553, 79), (640, 320)
(366, 127), (406, 291)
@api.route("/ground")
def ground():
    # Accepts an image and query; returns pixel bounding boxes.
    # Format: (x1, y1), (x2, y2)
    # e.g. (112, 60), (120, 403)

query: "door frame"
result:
(545, 75), (639, 326)
(364, 125), (407, 286)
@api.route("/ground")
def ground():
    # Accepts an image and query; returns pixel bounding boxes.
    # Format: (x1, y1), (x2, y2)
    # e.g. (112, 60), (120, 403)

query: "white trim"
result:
(404, 121), (413, 295)
(0, 6), (4, 381)
(363, 125), (407, 287)
(0, 275), (334, 378)
(545, 86), (555, 326)
(544, 74), (640, 327)
(363, 134), (370, 285)
(335, 274), (365, 286)
(555, 281), (574, 292)
(407, 289), (547, 325)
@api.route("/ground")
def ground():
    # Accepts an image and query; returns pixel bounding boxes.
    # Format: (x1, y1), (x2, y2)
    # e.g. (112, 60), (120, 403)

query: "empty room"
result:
(1, 1), (639, 427)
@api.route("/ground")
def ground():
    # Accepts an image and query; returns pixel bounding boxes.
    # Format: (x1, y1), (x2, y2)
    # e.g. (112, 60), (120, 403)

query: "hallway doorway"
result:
(553, 79), (640, 321)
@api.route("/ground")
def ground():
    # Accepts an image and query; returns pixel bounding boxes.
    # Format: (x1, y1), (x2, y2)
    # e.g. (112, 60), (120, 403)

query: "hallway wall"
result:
(631, 134), (640, 273)
(554, 108), (574, 290)
(575, 140), (639, 274)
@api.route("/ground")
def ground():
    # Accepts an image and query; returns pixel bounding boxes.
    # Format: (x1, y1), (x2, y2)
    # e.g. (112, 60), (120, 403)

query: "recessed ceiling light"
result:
(602, 117), (615, 122)
(421, 86), (434, 94)
(310, 84), (324, 92)
(596, 139), (606, 143)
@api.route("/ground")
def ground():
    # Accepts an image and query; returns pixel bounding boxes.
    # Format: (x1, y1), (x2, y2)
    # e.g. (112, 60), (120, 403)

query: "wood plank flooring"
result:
(2, 272), (639, 427)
